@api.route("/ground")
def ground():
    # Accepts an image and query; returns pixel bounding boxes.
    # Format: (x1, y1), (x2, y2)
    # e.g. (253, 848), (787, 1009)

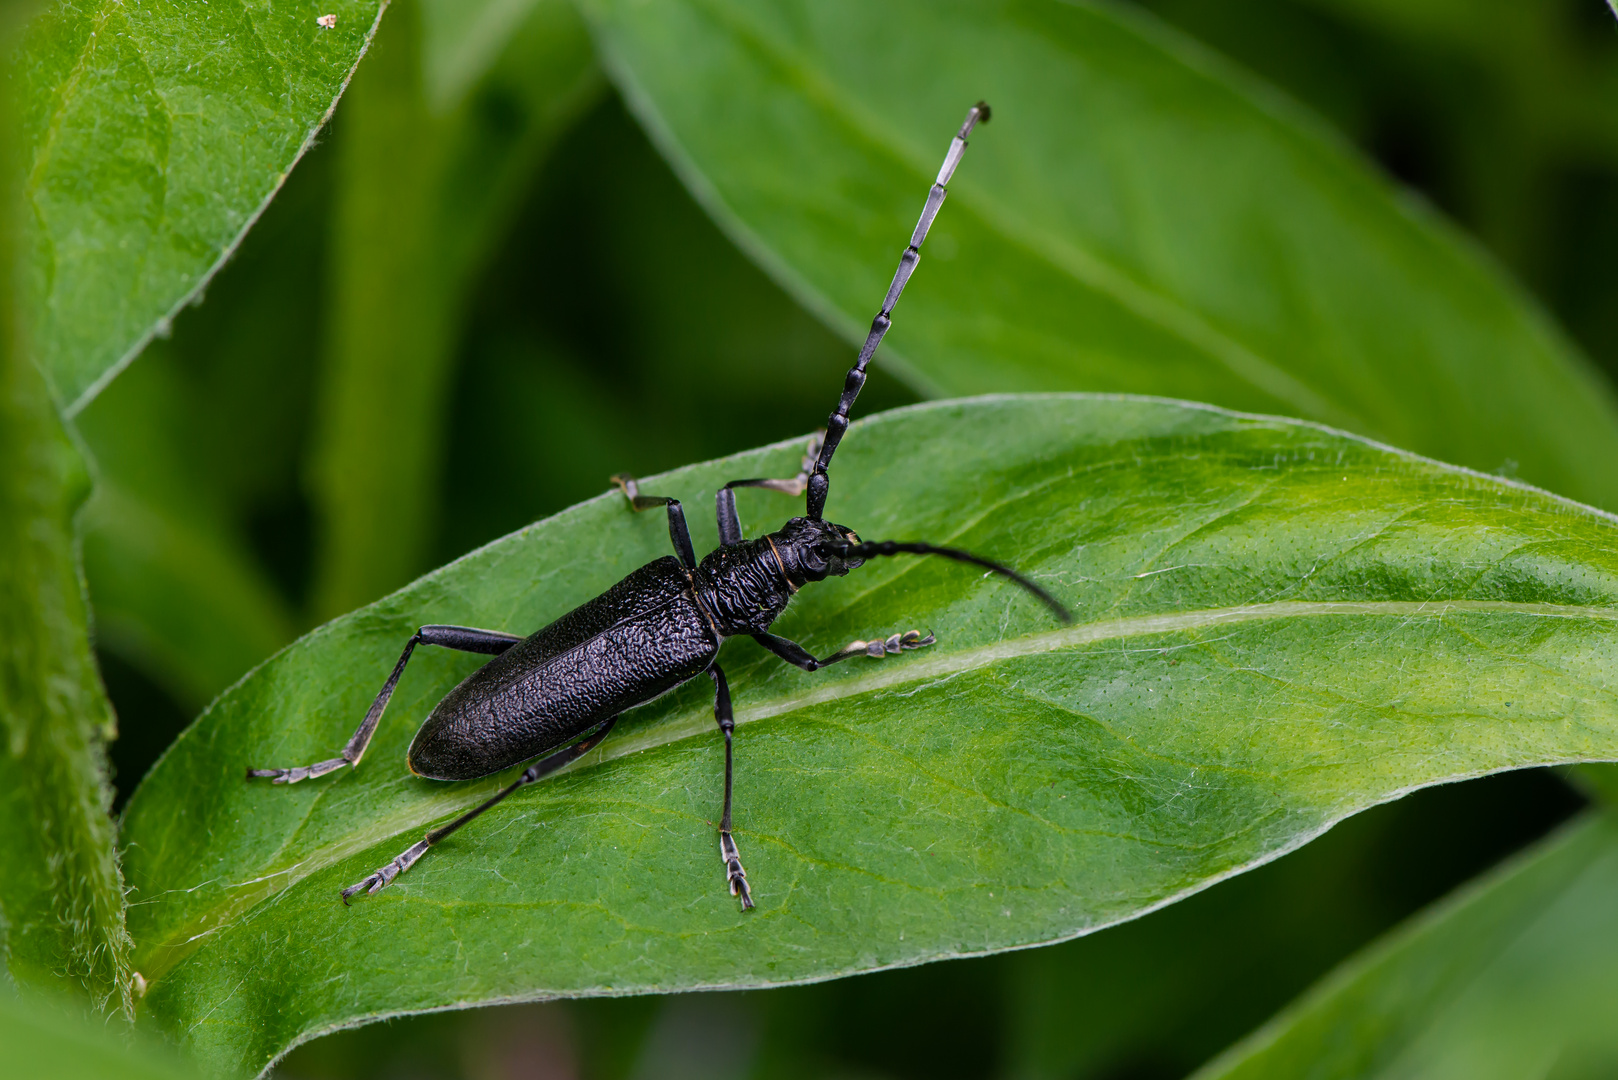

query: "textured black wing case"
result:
(407, 557), (719, 780)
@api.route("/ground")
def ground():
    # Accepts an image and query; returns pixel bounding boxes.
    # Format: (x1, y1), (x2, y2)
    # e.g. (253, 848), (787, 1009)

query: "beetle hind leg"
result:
(339, 715), (618, 904)
(707, 664), (754, 910)
(721, 828), (752, 910)
(342, 839), (431, 902)
(247, 758), (350, 784)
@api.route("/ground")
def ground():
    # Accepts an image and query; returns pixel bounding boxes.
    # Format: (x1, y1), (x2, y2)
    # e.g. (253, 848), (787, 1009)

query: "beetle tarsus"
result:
(341, 838), (431, 904)
(720, 829), (754, 910)
(247, 756), (349, 784)
(861, 628), (934, 658)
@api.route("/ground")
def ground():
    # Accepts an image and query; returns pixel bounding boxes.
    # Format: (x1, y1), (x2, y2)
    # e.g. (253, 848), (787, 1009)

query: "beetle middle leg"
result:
(751, 628), (935, 672)
(707, 663), (753, 910)
(247, 625), (523, 783)
(611, 475), (697, 568)
(340, 714), (619, 903)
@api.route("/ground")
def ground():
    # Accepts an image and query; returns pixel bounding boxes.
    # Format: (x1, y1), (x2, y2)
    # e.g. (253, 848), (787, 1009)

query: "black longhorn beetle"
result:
(247, 101), (1070, 909)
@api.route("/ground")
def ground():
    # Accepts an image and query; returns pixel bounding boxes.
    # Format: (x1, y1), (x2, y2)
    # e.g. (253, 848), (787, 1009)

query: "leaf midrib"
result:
(131, 598), (1618, 988)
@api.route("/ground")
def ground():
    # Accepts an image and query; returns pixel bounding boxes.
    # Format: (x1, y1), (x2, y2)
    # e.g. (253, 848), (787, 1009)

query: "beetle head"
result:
(774, 517), (865, 583)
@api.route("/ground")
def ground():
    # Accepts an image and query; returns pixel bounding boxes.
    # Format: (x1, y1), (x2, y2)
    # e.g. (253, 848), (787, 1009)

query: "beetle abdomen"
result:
(407, 557), (718, 780)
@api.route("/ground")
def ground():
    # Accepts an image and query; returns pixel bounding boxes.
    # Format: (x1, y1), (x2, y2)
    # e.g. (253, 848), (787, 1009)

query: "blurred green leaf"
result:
(77, 132), (333, 729)
(82, 483), (296, 712)
(582, 0), (1618, 510)
(1567, 763), (1618, 806)
(0, 992), (200, 1080)
(1286, 0), (1618, 268)
(76, 354), (298, 714)
(419, 0), (541, 108)
(17, 0), (387, 413)
(1131, 0), (1618, 401)
(121, 395), (1618, 1075)
(306, 0), (601, 619)
(0, 142), (130, 1008)
(1197, 812), (1618, 1080)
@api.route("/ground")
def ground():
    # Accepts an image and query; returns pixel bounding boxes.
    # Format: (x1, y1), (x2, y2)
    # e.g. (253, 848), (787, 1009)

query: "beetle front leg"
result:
(247, 625), (523, 784)
(714, 431), (824, 545)
(751, 628), (935, 672)
(707, 664), (753, 910)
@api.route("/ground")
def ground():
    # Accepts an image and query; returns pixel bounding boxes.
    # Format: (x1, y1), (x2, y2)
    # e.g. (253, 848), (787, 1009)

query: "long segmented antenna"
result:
(805, 100), (991, 521)
(832, 540), (1071, 624)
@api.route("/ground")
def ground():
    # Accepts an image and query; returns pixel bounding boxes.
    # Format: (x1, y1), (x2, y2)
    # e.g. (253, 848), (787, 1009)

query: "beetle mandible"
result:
(247, 101), (1070, 909)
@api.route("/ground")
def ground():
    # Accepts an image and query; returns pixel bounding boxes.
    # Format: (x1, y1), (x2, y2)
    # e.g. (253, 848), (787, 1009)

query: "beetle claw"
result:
(340, 874), (380, 905)
(720, 829), (754, 911)
(340, 838), (431, 904)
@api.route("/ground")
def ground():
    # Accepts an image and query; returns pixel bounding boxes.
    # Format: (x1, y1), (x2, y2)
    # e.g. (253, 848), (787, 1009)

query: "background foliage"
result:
(4, 0), (1618, 1077)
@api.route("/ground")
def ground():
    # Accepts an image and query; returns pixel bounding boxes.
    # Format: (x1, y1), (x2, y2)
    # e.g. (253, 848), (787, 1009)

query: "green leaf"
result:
(0, 13), (131, 1009)
(18, 0), (387, 413)
(1001, 794), (1419, 1080)
(1570, 763), (1618, 806)
(82, 481), (297, 713)
(581, 0), (1618, 510)
(76, 352), (298, 712)
(121, 395), (1618, 1075)
(79, 131), (331, 715)
(1195, 812), (1618, 1080)
(996, 770), (1585, 1080)
(0, 203), (130, 1010)
(306, 0), (601, 618)
(418, 0), (541, 109)
(0, 991), (201, 1080)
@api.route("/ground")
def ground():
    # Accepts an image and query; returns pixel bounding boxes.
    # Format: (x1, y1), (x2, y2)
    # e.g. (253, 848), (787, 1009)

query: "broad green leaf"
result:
(18, 0), (387, 413)
(581, 0), (1618, 510)
(121, 395), (1618, 1075)
(1196, 813), (1618, 1080)
(306, 0), (601, 618)
(0, 991), (200, 1080)
(0, 16), (131, 1009)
